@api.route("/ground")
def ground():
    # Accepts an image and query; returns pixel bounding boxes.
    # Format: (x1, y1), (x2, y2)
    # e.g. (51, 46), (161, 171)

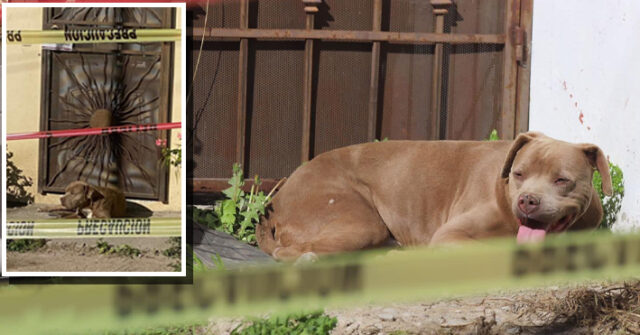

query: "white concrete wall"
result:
(529, 0), (640, 230)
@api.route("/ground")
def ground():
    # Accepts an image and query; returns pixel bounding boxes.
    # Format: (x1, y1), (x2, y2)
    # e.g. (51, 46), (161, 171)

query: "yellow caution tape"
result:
(6, 218), (181, 238)
(5, 28), (181, 45)
(1, 230), (639, 334)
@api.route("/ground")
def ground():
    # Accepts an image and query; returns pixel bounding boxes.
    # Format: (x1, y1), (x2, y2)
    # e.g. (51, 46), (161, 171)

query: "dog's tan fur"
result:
(257, 132), (613, 261)
(57, 181), (126, 218)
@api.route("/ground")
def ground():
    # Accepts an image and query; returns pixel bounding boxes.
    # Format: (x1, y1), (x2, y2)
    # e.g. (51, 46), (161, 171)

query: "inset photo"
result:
(2, 3), (186, 276)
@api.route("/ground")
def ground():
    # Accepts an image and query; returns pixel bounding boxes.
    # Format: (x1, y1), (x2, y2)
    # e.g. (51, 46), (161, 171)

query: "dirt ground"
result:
(5, 204), (181, 273)
(203, 281), (640, 335)
(6, 238), (178, 272)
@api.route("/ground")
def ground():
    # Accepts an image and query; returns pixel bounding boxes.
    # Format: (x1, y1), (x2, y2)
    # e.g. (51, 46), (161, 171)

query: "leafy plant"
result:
(593, 162), (624, 229)
(213, 163), (273, 245)
(231, 311), (337, 335)
(156, 133), (182, 168)
(187, 245), (207, 273)
(105, 323), (202, 335)
(163, 237), (182, 271)
(487, 129), (500, 141)
(374, 137), (389, 142)
(163, 237), (181, 258)
(7, 239), (46, 252)
(212, 253), (226, 270)
(6, 150), (34, 206)
(96, 239), (141, 258)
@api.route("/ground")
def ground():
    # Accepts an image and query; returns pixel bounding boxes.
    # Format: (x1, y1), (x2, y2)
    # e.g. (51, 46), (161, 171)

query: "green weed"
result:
(105, 323), (202, 335)
(163, 237), (181, 258)
(487, 129), (500, 141)
(96, 239), (141, 258)
(6, 150), (34, 206)
(593, 162), (624, 229)
(231, 311), (337, 335)
(191, 164), (275, 245)
(7, 239), (46, 252)
(188, 245), (207, 273)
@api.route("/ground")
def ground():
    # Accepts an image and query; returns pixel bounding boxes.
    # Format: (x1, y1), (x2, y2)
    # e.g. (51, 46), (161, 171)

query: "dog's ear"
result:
(580, 144), (613, 196)
(85, 185), (105, 202)
(500, 132), (543, 178)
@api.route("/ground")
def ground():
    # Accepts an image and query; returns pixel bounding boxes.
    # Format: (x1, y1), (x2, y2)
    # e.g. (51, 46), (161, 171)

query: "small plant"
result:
(96, 239), (141, 258)
(487, 129), (500, 141)
(212, 253), (226, 270)
(7, 239), (46, 252)
(163, 237), (182, 271)
(192, 253), (206, 272)
(213, 163), (274, 244)
(105, 324), (202, 335)
(156, 132), (182, 168)
(374, 137), (389, 142)
(593, 162), (624, 230)
(163, 237), (181, 258)
(231, 311), (337, 335)
(6, 150), (35, 206)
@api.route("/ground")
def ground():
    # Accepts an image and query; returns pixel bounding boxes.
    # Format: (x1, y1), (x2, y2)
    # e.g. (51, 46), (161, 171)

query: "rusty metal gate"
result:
(39, 7), (175, 201)
(188, 0), (533, 192)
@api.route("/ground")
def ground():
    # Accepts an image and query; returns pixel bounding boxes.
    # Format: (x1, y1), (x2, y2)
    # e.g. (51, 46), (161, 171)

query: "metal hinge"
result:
(514, 25), (526, 64)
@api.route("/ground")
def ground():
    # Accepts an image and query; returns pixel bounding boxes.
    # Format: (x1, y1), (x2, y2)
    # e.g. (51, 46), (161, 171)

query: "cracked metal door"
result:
(39, 7), (175, 201)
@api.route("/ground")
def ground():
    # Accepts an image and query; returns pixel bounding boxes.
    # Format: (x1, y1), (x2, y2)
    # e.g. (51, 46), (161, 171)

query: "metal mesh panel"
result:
(451, 0), (506, 34)
(189, 42), (239, 179)
(191, 0), (241, 29)
(248, 41), (304, 178)
(387, 0), (434, 33)
(380, 1), (434, 140)
(41, 8), (173, 200)
(313, 42), (371, 155)
(319, 0), (372, 30)
(47, 8), (168, 28)
(445, 44), (504, 140)
(187, 0), (517, 185)
(44, 52), (165, 198)
(254, 0), (305, 29)
(380, 44), (435, 140)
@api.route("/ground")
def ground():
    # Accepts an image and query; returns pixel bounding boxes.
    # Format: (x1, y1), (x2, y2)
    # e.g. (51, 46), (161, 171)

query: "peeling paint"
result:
(579, 112), (584, 124)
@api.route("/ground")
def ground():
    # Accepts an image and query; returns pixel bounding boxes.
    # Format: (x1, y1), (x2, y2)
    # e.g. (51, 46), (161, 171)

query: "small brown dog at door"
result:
(257, 132), (613, 261)
(42, 180), (126, 218)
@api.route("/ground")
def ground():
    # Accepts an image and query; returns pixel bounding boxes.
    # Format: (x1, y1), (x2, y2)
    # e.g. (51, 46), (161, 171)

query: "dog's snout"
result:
(518, 193), (540, 214)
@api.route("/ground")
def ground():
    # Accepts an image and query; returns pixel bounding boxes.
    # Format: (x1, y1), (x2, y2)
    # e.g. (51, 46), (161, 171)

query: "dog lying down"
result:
(257, 132), (613, 261)
(40, 181), (126, 219)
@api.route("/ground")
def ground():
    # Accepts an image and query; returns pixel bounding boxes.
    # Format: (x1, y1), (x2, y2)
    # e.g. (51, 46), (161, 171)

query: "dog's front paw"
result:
(294, 252), (319, 266)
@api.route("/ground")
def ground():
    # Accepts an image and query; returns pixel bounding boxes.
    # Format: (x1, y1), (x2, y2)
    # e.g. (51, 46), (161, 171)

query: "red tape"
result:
(7, 122), (181, 141)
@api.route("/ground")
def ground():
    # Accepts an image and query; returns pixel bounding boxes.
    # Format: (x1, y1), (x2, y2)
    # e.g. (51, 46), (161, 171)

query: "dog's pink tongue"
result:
(517, 225), (546, 244)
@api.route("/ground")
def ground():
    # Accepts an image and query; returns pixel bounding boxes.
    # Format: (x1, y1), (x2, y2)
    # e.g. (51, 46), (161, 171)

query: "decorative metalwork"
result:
(47, 53), (162, 191)
(51, 8), (165, 26)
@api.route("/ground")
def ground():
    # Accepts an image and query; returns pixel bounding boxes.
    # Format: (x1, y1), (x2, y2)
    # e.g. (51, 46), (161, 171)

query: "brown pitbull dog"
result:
(59, 181), (127, 218)
(257, 132), (613, 261)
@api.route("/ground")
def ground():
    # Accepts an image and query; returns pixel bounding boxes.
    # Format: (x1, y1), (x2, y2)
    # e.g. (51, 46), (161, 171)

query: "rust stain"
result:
(563, 81), (567, 90)
(574, 102), (578, 108)
(587, 126), (591, 131)
(579, 112), (584, 124)
(569, 94), (573, 99)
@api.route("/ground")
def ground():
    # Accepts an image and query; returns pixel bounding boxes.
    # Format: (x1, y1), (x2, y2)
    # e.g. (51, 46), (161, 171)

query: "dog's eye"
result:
(513, 171), (523, 178)
(555, 177), (570, 185)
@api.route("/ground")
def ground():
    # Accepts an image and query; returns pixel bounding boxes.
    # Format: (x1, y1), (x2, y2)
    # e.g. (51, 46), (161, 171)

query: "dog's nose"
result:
(518, 193), (540, 214)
